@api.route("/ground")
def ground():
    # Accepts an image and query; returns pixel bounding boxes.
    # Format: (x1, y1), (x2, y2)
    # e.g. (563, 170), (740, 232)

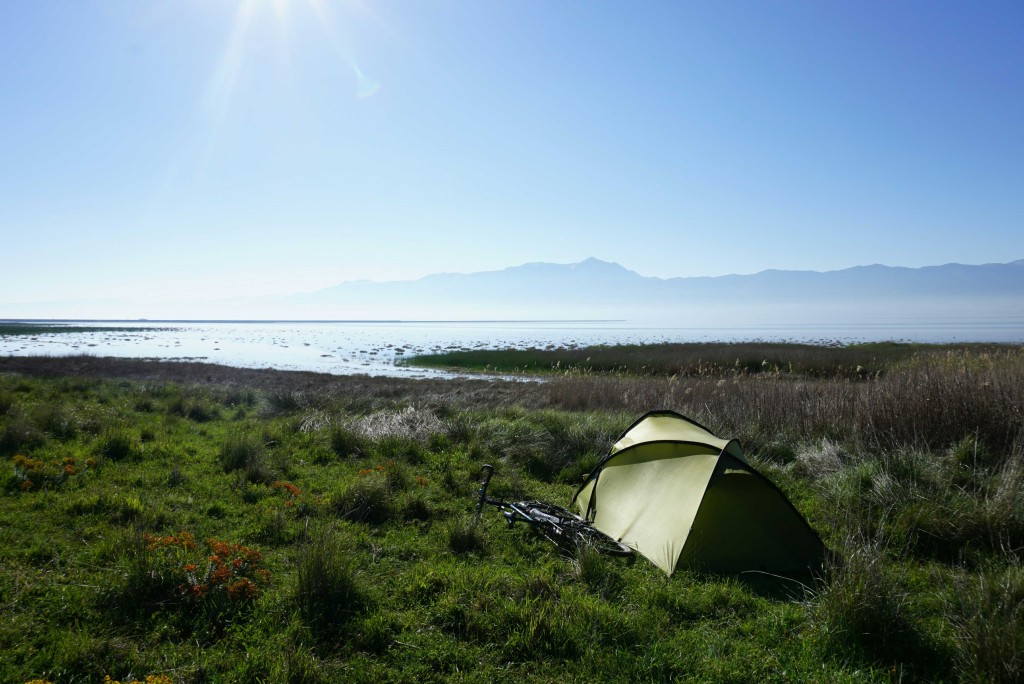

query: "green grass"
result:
(402, 340), (1019, 379)
(1, 346), (1022, 683)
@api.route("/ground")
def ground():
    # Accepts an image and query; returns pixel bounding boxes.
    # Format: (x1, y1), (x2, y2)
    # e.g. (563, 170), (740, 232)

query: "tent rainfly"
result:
(571, 410), (825, 576)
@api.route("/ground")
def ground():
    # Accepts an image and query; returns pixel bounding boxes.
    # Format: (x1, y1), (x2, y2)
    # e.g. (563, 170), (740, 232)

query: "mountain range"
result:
(276, 257), (1024, 323)
(6, 258), (1024, 323)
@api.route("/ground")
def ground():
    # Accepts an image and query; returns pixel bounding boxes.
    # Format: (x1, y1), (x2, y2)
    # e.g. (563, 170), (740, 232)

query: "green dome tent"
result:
(571, 410), (825, 576)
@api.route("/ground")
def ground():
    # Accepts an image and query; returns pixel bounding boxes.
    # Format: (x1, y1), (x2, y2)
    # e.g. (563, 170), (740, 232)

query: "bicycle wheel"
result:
(566, 522), (634, 557)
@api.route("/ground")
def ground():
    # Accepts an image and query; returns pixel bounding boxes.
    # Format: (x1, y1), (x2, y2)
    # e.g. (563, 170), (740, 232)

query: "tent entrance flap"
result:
(679, 455), (825, 573)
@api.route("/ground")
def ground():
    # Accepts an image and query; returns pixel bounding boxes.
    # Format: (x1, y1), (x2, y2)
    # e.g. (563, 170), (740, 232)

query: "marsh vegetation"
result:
(1, 344), (1022, 682)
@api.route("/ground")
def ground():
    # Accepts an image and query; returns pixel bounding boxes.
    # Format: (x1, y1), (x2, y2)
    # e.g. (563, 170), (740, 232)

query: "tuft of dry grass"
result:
(352, 406), (445, 442)
(946, 559), (1024, 683)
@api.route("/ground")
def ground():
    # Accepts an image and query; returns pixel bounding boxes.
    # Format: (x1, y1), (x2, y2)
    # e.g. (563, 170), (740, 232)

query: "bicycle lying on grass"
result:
(474, 464), (633, 556)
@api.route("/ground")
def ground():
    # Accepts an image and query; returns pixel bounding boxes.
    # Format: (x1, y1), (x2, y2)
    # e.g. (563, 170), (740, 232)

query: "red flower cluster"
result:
(272, 480), (301, 497)
(143, 530), (196, 551)
(145, 531), (270, 604)
(185, 538), (267, 601)
(226, 577), (260, 600)
(14, 454), (44, 471)
(358, 459), (397, 477)
(12, 454), (85, 490)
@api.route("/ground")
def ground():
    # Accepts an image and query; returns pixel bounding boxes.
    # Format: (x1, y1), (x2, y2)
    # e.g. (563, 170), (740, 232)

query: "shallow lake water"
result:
(2, 318), (1022, 378)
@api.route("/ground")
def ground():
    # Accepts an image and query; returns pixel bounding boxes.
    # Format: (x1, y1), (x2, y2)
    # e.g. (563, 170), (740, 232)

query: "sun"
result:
(208, 0), (381, 113)
(195, 0), (382, 167)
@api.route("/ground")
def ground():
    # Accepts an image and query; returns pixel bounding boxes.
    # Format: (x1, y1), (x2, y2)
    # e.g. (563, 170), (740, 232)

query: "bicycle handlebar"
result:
(474, 464), (495, 520)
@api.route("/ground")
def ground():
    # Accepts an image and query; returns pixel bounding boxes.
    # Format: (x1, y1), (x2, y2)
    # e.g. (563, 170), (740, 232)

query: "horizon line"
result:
(1, 318), (630, 325)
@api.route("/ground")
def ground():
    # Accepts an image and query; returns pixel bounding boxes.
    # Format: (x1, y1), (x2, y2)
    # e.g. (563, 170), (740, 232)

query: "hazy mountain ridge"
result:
(298, 257), (1024, 311)
(3, 258), (1022, 322)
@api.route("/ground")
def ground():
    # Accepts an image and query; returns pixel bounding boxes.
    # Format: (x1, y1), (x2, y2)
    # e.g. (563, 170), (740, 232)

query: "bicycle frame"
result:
(473, 464), (634, 557)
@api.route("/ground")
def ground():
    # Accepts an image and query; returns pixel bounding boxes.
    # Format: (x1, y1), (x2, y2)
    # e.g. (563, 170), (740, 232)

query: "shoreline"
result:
(0, 354), (546, 408)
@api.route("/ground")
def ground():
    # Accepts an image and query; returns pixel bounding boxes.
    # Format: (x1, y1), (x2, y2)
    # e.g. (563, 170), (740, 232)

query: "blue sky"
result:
(1, 0), (1021, 307)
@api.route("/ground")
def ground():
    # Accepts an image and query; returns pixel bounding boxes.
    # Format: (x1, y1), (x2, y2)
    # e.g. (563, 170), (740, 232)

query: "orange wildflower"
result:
(208, 539), (235, 557)
(272, 480), (301, 497)
(210, 565), (231, 584)
(144, 530), (196, 551)
(13, 454), (43, 470)
(226, 577), (260, 600)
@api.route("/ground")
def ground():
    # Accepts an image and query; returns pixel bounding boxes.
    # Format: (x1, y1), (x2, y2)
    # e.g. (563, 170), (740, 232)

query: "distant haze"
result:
(4, 257), (1022, 326)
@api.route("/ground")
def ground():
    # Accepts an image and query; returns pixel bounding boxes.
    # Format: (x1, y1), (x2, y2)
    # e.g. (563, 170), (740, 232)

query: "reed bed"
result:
(405, 341), (1016, 378)
(545, 348), (1024, 456)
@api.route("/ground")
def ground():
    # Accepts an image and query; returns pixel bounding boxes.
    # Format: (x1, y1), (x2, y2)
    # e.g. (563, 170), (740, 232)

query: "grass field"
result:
(1, 346), (1022, 683)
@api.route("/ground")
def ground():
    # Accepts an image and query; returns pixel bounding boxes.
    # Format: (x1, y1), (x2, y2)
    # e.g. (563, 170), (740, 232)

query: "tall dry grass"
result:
(546, 349), (1024, 457)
